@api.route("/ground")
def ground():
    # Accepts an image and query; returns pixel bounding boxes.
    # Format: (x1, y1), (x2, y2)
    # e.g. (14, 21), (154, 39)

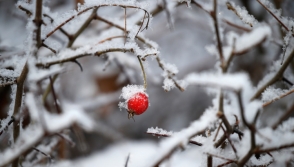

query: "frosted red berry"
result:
(127, 92), (149, 117)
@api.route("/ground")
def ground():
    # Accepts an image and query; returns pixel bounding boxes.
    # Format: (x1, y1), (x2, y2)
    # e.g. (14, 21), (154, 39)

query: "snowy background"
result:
(1, 0), (294, 166)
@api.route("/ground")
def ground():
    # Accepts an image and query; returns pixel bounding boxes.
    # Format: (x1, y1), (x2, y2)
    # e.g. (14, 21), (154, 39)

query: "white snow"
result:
(227, 1), (258, 27)
(118, 84), (147, 110)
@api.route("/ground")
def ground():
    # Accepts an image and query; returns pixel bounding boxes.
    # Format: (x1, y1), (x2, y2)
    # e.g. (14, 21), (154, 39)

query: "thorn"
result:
(71, 59), (83, 72)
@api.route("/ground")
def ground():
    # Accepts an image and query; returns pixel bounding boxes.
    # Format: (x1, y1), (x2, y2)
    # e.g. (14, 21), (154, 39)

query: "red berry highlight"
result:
(127, 92), (149, 115)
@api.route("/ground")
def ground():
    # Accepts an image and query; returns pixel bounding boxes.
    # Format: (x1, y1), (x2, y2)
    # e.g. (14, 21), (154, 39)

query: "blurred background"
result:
(1, 0), (294, 161)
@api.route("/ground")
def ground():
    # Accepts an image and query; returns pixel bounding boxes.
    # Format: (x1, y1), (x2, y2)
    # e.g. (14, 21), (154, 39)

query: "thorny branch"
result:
(2, 0), (294, 167)
(36, 48), (157, 68)
(256, 0), (293, 35)
(43, 4), (150, 42)
(251, 48), (294, 100)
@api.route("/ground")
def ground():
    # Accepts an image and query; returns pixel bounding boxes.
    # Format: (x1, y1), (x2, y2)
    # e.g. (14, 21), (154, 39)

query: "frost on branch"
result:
(226, 1), (258, 27)
(2, 0), (294, 166)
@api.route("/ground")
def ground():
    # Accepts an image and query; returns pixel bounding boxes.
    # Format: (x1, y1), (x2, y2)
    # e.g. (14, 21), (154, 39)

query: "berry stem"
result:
(137, 55), (147, 90)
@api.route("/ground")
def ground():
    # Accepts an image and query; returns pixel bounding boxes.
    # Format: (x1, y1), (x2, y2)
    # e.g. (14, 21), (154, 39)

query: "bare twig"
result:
(282, 76), (293, 86)
(0, 116), (14, 136)
(13, 63), (28, 141)
(155, 56), (185, 91)
(95, 15), (154, 48)
(124, 7), (127, 45)
(97, 35), (125, 44)
(42, 43), (56, 54)
(218, 161), (235, 167)
(236, 90), (258, 167)
(34, 0), (43, 50)
(49, 77), (61, 114)
(18, 5), (32, 16)
(125, 153), (130, 167)
(251, 48), (294, 100)
(223, 38), (236, 73)
(207, 155), (212, 167)
(221, 125), (238, 158)
(33, 147), (52, 163)
(212, 0), (224, 65)
(255, 142), (294, 154)
(256, 0), (292, 34)
(222, 19), (251, 32)
(71, 59), (83, 72)
(136, 12), (147, 37)
(226, 2), (254, 27)
(67, 8), (98, 47)
(263, 88), (294, 107)
(36, 48), (157, 68)
(207, 153), (237, 163)
(44, 4), (150, 42)
(213, 121), (223, 141)
(42, 14), (71, 38)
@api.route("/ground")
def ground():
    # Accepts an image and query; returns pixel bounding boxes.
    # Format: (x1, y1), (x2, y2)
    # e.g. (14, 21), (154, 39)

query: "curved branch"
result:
(36, 48), (157, 68)
(44, 4), (150, 42)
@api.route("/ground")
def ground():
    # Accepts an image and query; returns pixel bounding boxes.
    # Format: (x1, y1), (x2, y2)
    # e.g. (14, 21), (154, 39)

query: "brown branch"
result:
(213, 121), (223, 141)
(251, 48), (294, 100)
(49, 77), (61, 114)
(282, 76), (293, 86)
(136, 12), (147, 37)
(44, 4), (150, 42)
(94, 15), (154, 48)
(36, 48), (157, 68)
(0, 116), (14, 136)
(207, 155), (212, 167)
(226, 2), (254, 27)
(97, 36), (125, 44)
(12, 63), (28, 141)
(18, 5), (32, 16)
(34, 0), (43, 49)
(155, 56), (185, 91)
(236, 90), (259, 167)
(217, 161), (235, 167)
(207, 153), (237, 163)
(124, 7), (127, 45)
(43, 14), (71, 38)
(263, 88), (294, 107)
(222, 19), (251, 32)
(67, 8), (98, 47)
(32, 147), (52, 162)
(56, 133), (76, 147)
(191, 0), (210, 14)
(255, 142), (294, 154)
(42, 43), (57, 54)
(221, 125), (238, 158)
(256, 0), (292, 34)
(223, 38), (236, 73)
(214, 92), (233, 148)
(212, 0), (224, 65)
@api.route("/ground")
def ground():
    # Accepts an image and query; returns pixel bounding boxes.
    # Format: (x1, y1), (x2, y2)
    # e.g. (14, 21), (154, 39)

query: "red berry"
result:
(127, 92), (149, 116)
